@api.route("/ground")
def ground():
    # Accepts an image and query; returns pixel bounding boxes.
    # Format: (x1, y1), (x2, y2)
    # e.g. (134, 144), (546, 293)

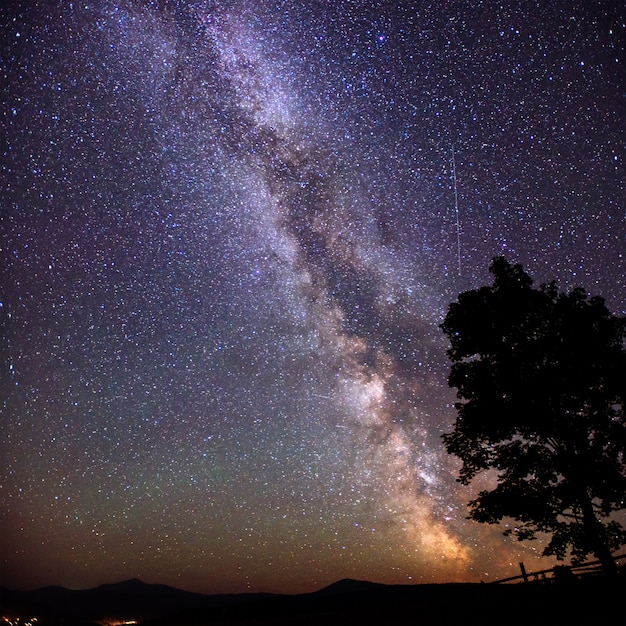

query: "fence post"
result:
(519, 562), (529, 583)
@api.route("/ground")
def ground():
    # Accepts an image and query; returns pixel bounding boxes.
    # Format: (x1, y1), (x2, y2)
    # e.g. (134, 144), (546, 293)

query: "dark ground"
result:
(2, 575), (625, 626)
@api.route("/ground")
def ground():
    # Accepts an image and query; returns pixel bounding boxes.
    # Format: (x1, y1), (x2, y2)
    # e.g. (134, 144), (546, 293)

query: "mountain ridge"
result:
(2, 575), (624, 625)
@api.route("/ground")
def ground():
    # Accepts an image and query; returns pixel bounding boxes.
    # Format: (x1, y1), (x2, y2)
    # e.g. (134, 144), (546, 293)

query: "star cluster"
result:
(1, 0), (624, 594)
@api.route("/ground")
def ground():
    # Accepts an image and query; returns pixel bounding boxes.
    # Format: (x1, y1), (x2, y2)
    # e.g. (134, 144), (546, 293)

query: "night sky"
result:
(2, 0), (624, 595)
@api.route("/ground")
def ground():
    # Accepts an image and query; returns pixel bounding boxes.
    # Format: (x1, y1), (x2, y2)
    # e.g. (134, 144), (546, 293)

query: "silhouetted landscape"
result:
(2, 574), (625, 626)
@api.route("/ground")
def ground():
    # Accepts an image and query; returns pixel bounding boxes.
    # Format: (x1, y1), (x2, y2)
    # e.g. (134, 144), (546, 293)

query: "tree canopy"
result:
(441, 257), (626, 575)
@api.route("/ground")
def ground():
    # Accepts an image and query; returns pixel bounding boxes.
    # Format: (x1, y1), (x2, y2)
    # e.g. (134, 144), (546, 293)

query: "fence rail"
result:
(491, 553), (626, 584)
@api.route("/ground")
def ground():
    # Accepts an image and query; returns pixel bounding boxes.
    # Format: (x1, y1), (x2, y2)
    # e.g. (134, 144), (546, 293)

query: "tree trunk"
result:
(579, 494), (617, 578)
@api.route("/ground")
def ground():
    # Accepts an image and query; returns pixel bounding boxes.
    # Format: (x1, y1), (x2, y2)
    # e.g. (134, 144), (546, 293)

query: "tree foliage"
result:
(441, 257), (626, 574)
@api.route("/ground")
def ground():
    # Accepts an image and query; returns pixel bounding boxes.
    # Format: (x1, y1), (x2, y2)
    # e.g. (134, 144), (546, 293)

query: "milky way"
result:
(2, 0), (624, 594)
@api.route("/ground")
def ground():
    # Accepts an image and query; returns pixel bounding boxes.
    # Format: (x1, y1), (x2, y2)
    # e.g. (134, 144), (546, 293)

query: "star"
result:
(1, 0), (623, 595)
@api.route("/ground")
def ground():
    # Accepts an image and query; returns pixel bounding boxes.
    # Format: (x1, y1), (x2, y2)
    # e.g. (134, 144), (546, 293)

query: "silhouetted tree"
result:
(441, 257), (626, 576)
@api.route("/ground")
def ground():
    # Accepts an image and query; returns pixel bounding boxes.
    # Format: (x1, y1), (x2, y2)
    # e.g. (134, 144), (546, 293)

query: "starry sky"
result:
(1, 0), (624, 595)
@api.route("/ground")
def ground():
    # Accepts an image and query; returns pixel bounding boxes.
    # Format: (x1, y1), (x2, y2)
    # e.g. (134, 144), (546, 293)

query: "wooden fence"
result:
(491, 553), (626, 584)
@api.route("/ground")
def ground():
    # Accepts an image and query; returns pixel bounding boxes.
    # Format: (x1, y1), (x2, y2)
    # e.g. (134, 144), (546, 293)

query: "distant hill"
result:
(1, 578), (273, 624)
(2, 575), (624, 625)
(308, 577), (386, 596)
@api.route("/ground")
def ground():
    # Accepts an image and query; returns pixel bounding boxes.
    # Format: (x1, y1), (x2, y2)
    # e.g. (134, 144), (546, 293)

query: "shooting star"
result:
(311, 393), (332, 400)
(452, 145), (461, 276)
